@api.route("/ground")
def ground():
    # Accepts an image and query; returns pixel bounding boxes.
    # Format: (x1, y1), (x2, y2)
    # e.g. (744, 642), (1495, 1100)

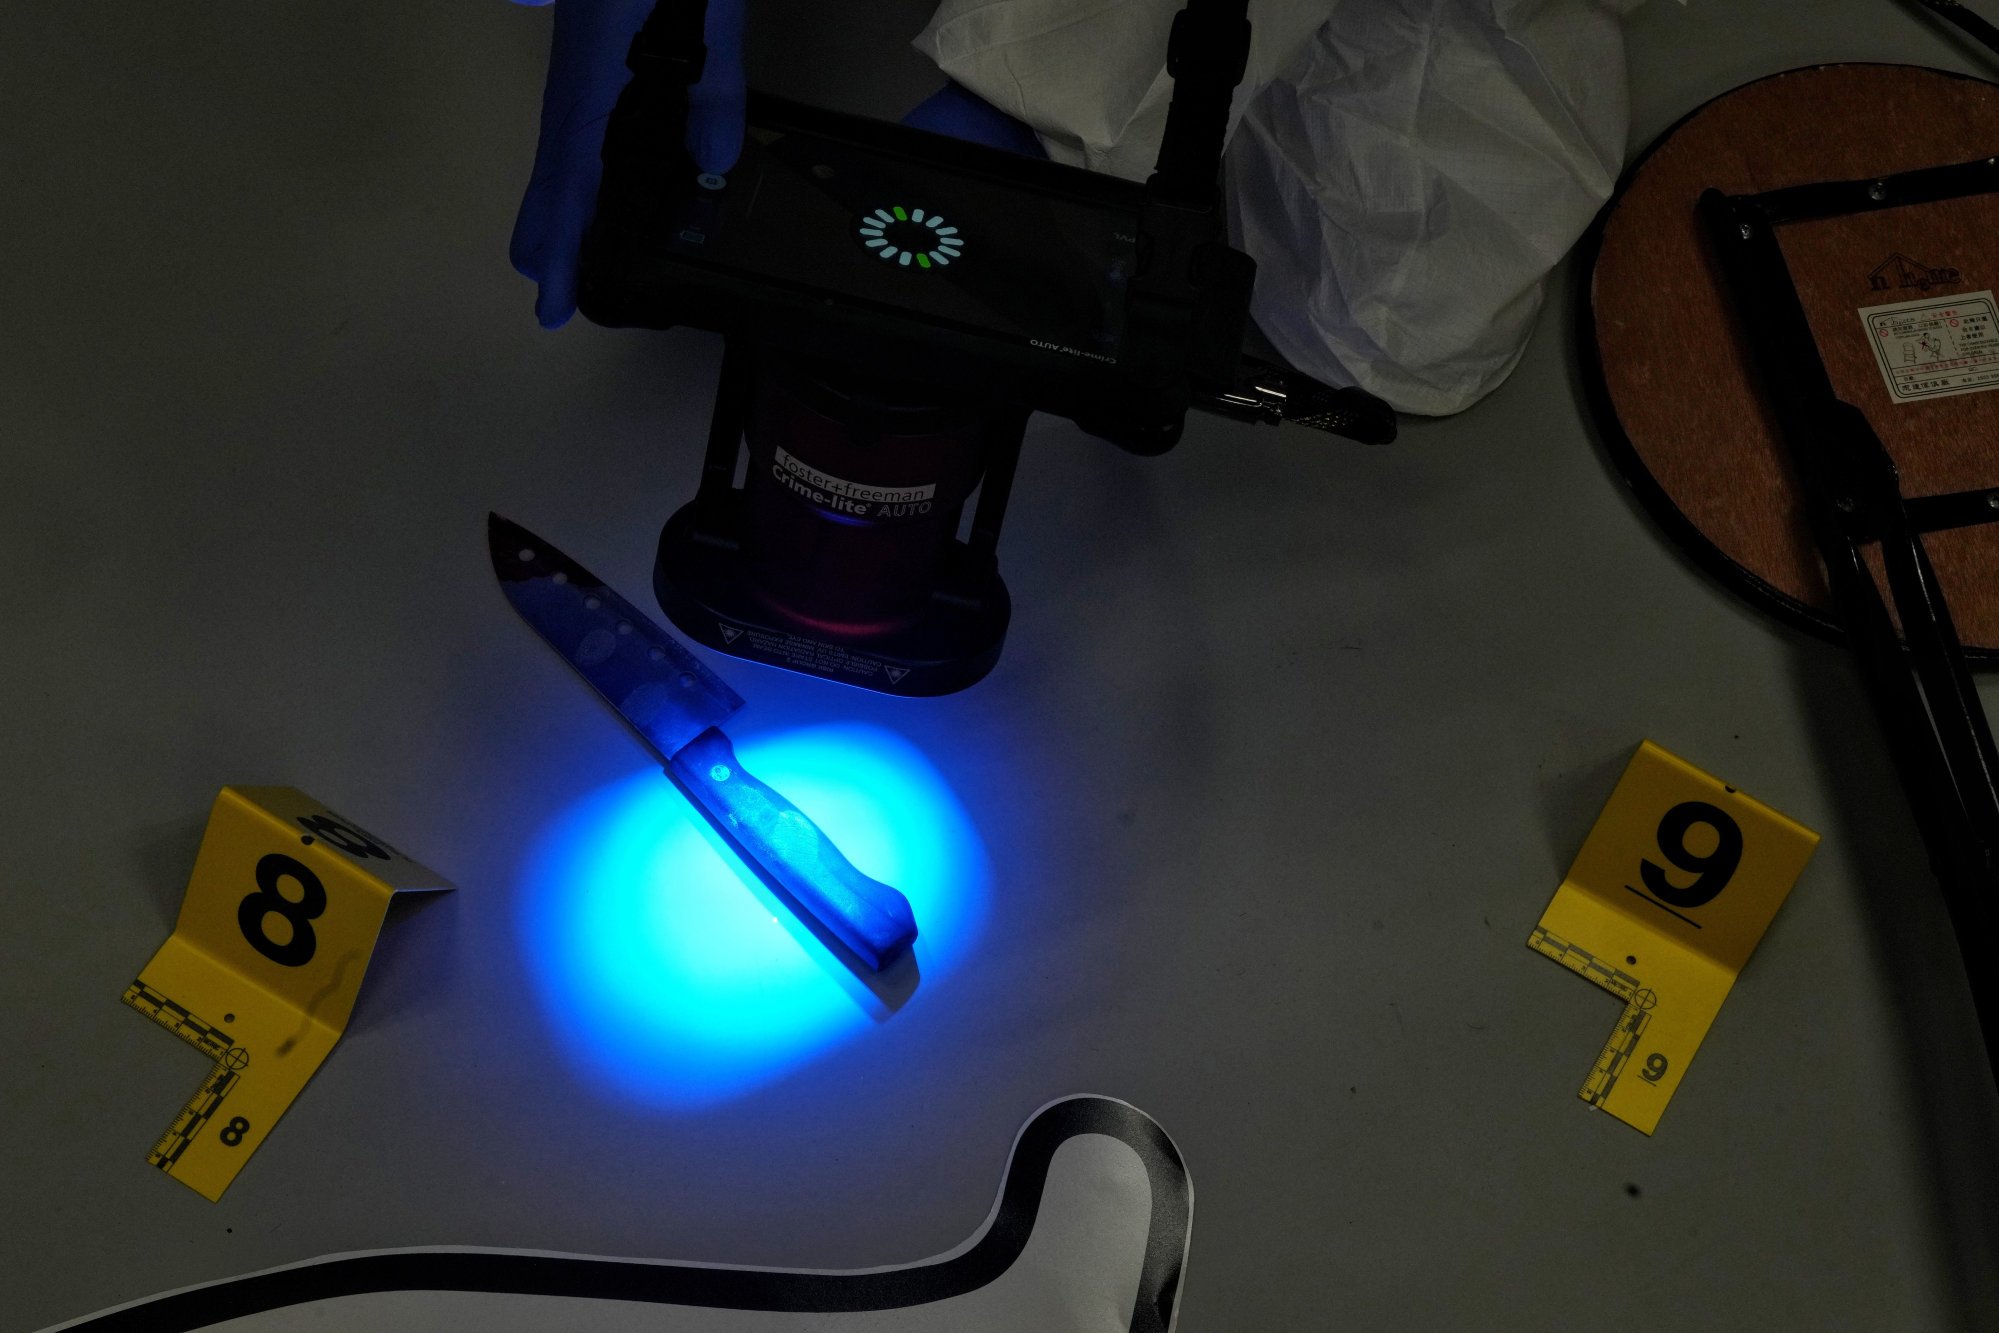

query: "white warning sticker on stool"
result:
(1859, 290), (1999, 402)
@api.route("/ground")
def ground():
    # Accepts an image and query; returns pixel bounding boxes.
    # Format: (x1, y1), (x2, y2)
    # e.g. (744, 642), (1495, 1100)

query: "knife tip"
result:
(488, 511), (527, 549)
(487, 513), (539, 580)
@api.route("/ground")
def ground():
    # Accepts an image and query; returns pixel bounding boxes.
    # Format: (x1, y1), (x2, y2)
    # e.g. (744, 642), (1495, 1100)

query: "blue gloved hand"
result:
(508, 0), (745, 329)
(901, 80), (1045, 159)
(508, 0), (1042, 330)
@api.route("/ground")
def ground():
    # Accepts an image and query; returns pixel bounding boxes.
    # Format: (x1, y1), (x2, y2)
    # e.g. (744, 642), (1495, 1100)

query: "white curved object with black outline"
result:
(43, 1097), (1191, 1333)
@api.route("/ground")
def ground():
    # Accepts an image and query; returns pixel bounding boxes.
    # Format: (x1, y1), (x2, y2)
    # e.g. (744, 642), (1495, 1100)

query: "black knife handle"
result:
(667, 729), (918, 969)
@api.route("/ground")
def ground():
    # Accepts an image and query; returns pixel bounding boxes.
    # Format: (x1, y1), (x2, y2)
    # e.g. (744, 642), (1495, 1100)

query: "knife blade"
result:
(488, 513), (917, 969)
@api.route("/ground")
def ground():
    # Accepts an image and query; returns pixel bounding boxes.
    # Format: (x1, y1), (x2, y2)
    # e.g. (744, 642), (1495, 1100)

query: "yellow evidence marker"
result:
(1529, 741), (1818, 1134)
(123, 786), (453, 1200)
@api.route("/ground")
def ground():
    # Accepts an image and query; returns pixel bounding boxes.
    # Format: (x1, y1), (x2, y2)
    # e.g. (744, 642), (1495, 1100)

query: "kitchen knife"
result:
(488, 513), (917, 969)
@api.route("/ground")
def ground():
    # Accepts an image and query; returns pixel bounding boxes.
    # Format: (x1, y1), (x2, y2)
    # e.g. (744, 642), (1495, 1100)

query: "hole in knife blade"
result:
(517, 547), (535, 562)
(584, 596), (601, 610)
(648, 647), (665, 662)
(552, 571), (569, 585)
(617, 621), (632, 635)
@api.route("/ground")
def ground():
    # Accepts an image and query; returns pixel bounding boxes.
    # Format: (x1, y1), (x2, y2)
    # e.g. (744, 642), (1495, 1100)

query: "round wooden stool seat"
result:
(1582, 64), (1999, 655)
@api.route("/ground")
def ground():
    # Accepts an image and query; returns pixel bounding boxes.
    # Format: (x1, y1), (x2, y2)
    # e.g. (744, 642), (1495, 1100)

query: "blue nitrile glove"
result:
(508, 0), (746, 329)
(508, 0), (1042, 330)
(902, 79), (1045, 159)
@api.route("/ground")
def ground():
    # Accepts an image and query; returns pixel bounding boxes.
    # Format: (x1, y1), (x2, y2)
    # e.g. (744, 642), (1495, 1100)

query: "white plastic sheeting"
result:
(915, 0), (1661, 415)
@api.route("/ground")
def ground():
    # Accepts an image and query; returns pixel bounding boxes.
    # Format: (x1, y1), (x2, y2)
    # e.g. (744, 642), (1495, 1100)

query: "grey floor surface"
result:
(5, 1), (1998, 1329)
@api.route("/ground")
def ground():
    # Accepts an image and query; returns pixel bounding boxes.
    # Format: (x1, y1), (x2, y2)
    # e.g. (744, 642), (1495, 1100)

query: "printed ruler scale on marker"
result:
(1529, 742), (1818, 1134)
(1527, 926), (1660, 1109)
(123, 981), (251, 1170)
(123, 787), (451, 1200)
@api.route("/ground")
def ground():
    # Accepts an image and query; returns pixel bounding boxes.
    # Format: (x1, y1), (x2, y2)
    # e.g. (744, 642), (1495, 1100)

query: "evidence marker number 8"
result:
(123, 787), (451, 1200)
(238, 853), (327, 967)
(235, 816), (392, 968)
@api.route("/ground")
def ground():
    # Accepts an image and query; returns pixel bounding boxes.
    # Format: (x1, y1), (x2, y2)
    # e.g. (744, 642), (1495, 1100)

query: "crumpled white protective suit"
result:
(914, 0), (1658, 415)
